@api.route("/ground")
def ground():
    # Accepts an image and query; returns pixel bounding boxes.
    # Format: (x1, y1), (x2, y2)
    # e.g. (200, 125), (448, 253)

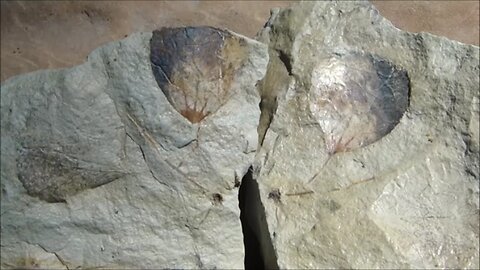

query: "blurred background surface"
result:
(1, 1), (479, 82)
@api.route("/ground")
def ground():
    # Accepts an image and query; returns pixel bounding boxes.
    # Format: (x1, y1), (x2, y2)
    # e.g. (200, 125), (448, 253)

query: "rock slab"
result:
(1, 28), (268, 269)
(254, 1), (479, 269)
(1, 1), (479, 269)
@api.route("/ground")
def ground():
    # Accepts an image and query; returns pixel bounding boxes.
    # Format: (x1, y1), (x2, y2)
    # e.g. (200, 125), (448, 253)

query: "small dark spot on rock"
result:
(82, 9), (91, 18)
(212, 193), (223, 205)
(465, 168), (477, 178)
(449, 94), (457, 104)
(124, 34), (128, 38)
(277, 49), (292, 75)
(113, 58), (117, 62)
(234, 173), (241, 188)
(353, 158), (366, 168)
(268, 188), (281, 203)
(326, 199), (341, 213)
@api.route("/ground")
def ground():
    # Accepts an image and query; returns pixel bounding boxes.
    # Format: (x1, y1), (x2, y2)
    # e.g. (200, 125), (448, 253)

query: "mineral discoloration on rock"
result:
(150, 27), (248, 123)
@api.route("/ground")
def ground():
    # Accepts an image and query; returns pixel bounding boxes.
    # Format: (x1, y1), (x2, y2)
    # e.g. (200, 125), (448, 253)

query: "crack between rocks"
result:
(257, 49), (292, 148)
(276, 49), (293, 76)
(102, 38), (279, 268)
(239, 46), (292, 270)
(239, 166), (279, 270)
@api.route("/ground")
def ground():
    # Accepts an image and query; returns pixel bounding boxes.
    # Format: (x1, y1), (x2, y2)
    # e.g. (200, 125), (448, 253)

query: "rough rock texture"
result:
(0, 28), (268, 268)
(253, 1), (479, 269)
(1, 1), (479, 269)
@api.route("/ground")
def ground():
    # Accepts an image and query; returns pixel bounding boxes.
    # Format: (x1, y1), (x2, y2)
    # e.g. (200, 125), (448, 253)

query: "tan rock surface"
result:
(1, 1), (479, 82)
(371, 0), (480, 46)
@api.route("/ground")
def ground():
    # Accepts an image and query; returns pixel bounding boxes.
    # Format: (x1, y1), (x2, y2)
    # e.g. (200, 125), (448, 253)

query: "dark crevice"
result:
(257, 48), (291, 148)
(258, 97), (278, 147)
(239, 166), (279, 270)
(276, 49), (292, 76)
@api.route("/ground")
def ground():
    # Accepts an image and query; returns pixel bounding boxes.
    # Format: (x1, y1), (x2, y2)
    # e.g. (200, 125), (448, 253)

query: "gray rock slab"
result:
(1, 29), (268, 269)
(255, 1), (479, 269)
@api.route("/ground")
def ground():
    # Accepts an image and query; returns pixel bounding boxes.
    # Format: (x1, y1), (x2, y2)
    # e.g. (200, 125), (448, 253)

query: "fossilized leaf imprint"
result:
(17, 148), (125, 202)
(309, 53), (409, 153)
(150, 27), (248, 123)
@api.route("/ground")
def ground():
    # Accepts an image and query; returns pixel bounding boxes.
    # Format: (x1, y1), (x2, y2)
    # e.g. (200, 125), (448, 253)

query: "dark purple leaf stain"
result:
(150, 27), (248, 123)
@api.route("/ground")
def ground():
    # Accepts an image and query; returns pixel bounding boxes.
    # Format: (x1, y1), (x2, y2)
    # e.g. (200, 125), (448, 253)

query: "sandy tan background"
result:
(1, 1), (479, 82)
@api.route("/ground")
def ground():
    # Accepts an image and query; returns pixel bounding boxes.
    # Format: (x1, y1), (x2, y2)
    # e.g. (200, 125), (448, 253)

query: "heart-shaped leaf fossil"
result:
(150, 27), (248, 123)
(309, 52), (410, 153)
